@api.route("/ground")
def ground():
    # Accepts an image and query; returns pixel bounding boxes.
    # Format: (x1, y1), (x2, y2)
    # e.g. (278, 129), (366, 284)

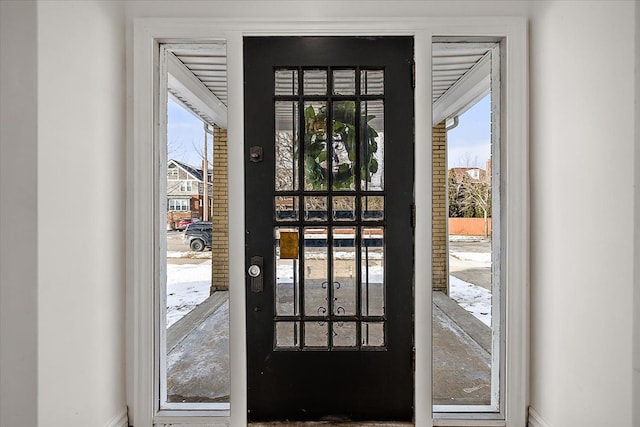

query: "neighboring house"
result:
(449, 159), (492, 184)
(166, 159), (212, 228)
(450, 166), (487, 183)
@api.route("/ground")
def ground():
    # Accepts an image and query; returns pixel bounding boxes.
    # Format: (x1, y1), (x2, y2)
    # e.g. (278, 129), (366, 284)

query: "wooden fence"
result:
(448, 217), (492, 236)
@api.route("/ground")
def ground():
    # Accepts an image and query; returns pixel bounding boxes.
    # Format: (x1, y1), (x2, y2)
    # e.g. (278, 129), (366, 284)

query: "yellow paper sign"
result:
(279, 231), (299, 259)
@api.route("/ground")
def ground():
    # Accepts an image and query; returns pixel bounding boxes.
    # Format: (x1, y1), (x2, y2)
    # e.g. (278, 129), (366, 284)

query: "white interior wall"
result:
(529, 2), (636, 426)
(634, 2), (640, 425)
(0, 1), (638, 426)
(36, 2), (127, 426)
(124, 0), (530, 19)
(0, 2), (39, 427)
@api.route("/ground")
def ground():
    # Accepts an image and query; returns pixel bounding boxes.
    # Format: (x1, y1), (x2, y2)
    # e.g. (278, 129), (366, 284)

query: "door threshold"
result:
(249, 423), (413, 426)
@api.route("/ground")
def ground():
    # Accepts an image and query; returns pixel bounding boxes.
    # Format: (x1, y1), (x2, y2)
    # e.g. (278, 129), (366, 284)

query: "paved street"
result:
(449, 237), (492, 291)
(166, 230), (211, 264)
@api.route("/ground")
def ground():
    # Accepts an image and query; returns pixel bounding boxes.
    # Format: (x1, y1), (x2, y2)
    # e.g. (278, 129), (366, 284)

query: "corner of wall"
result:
(528, 406), (552, 427)
(0, 2), (39, 427)
(105, 408), (129, 427)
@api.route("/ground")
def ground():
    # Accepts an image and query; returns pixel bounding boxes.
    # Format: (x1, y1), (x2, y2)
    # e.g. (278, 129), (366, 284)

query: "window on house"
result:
(168, 199), (189, 211)
(168, 166), (179, 179)
(180, 181), (193, 192)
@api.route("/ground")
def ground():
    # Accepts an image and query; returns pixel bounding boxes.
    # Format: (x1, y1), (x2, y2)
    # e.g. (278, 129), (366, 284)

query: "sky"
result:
(167, 93), (492, 171)
(446, 94), (491, 170)
(167, 97), (211, 166)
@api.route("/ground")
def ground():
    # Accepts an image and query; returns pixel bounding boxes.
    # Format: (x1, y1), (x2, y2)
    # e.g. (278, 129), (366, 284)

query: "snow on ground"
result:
(167, 250), (211, 259)
(449, 275), (492, 327)
(166, 261), (211, 327)
(449, 235), (488, 242)
(449, 251), (491, 266)
(165, 252), (491, 329)
(276, 263), (383, 283)
(302, 250), (383, 260)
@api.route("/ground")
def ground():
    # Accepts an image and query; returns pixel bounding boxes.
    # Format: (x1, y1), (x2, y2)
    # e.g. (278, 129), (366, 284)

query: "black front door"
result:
(244, 36), (414, 422)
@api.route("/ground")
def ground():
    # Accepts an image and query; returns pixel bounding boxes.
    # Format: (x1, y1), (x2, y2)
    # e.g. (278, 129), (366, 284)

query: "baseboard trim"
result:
(528, 407), (551, 427)
(106, 408), (129, 427)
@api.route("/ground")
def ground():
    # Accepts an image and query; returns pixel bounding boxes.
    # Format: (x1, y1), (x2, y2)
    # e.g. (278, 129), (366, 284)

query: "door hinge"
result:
(411, 203), (416, 228)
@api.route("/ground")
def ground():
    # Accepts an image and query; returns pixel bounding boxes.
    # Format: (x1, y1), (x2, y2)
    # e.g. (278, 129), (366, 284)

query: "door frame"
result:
(129, 17), (528, 427)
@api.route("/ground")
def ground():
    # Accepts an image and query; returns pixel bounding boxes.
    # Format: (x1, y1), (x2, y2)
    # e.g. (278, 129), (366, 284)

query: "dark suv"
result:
(183, 221), (212, 251)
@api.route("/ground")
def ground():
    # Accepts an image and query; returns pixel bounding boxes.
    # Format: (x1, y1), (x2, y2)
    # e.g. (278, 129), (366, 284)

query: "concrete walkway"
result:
(166, 290), (491, 407)
(432, 291), (491, 406)
(167, 291), (230, 402)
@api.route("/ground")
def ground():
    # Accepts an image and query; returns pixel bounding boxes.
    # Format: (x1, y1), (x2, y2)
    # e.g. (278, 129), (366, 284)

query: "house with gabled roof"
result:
(166, 159), (212, 229)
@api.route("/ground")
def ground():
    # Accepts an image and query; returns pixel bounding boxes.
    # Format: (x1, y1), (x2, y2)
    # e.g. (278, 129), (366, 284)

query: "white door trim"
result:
(129, 17), (528, 427)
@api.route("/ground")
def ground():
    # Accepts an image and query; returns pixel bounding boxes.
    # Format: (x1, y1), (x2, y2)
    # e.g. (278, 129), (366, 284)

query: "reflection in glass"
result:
(303, 69), (327, 95)
(361, 227), (384, 316)
(304, 322), (328, 348)
(362, 322), (384, 347)
(360, 69), (384, 95)
(275, 227), (299, 316)
(303, 227), (328, 317)
(275, 101), (299, 191)
(362, 195), (384, 221)
(360, 100), (384, 191)
(332, 101), (357, 190)
(333, 227), (356, 316)
(333, 196), (356, 221)
(275, 321), (299, 348)
(333, 69), (356, 95)
(275, 196), (298, 221)
(275, 69), (298, 96)
(333, 322), (357, 347)
(304, 196), (327, 222)
(303, 101), (328, 190)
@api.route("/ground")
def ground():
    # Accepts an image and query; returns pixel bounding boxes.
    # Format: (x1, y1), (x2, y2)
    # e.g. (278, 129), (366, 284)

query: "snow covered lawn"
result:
(449, 275), (492, 327)
(165, 254), (492, 329)
(448, 241), (492, 326)
(449, 251), (491, 265)
(166, 261), (211, 327)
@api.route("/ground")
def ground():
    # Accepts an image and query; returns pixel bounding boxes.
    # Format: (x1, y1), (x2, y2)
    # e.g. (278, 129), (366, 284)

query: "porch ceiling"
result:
(172, 44), (228, 106)
(432, 43), (492, 104)
(167, 41), (493, 129)
(431, 42), (494, 124)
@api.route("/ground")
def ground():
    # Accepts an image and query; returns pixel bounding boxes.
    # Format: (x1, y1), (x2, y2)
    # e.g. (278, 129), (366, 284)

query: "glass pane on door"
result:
(272, 65), (388, 352)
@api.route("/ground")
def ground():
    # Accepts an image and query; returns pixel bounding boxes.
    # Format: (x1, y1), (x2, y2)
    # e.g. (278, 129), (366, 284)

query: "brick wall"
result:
(432, 121), (448, 293)
(211, 126), (229, 292)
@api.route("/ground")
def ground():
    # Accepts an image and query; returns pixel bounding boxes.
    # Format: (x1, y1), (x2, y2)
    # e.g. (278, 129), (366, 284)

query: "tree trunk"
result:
(483, 210), (489, 238)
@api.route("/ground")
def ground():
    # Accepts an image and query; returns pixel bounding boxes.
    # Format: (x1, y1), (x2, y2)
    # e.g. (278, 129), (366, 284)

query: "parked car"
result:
(183, 221), (212, 251)
(175, 218), (198, 231)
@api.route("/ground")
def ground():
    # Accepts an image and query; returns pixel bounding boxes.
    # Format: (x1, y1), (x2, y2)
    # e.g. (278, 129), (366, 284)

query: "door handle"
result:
(248, 255), (263, 293)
